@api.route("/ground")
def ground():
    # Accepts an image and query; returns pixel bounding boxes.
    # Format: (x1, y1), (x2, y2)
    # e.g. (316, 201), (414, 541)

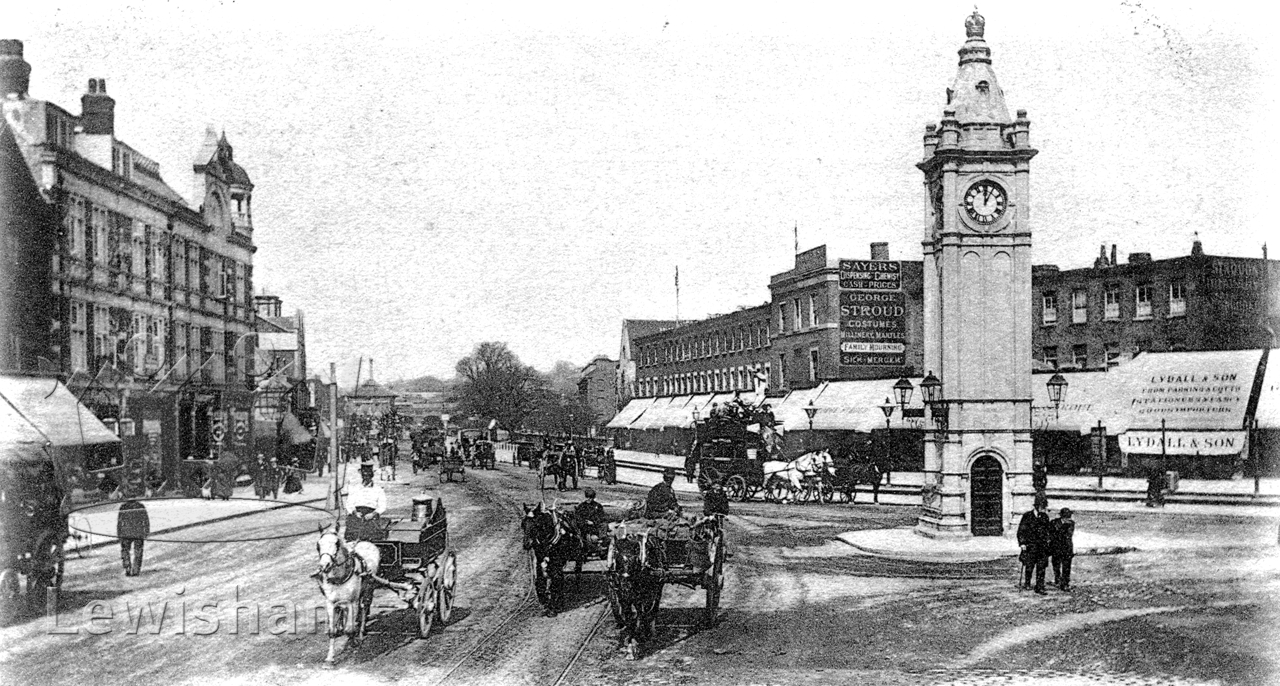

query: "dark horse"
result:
(522, 503), (586, 616)
(606, 528), (664, 660)
(832, 461), (886, 503)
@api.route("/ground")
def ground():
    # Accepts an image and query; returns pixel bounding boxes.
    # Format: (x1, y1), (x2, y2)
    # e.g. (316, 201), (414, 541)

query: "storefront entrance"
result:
(970, 455), (1004, 536)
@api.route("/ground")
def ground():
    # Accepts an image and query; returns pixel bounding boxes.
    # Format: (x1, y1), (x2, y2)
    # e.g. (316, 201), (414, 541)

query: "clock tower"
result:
(917, 11), (1036, 537)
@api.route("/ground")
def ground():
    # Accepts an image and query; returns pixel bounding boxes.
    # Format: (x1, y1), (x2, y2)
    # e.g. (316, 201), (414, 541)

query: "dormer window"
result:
(976, 80), (990, 94)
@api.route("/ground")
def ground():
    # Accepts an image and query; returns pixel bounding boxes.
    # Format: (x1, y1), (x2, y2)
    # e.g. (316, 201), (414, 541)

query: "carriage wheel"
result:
(28, 534), (63, 611)
(726, 475), (748, 502)
(765, 476), (790, 504)
(703, 532), (725, 628)
(818, 481), (834, 504)
(437, 551), (457, 624)
(417, 571), (438, 638)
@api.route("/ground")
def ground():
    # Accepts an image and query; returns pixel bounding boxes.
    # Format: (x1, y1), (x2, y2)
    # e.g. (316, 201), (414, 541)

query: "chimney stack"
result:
(1094, 244), (1108, 269)
(81, 78), (115, 135)
(1128, 252), (1152, 265)
(870, 242), (891, 261)
(1110, 244), (1117, 267)
(1191, 231), (1204, 257)
(0, 40), (31, 98)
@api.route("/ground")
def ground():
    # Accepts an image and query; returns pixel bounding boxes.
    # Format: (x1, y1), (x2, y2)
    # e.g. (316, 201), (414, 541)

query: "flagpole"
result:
(675, 265), (680, 327)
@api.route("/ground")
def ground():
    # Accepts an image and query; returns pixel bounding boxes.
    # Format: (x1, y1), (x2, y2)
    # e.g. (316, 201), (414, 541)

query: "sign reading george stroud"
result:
(839, 286), (906, 367)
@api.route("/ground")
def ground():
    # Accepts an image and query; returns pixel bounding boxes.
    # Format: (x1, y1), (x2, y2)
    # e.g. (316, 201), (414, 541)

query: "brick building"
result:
(632, 304), (772, 398)
(627, 236), (1275, 399)
(1033, 238), (1279, 372)
(616, 318), (679, 402)
(2, 40), (261, 492)
(629, 243), (925, 398)
(768, 243), (924, 390)
(576, 355), (619, 432)
(0, 114), (56, 371)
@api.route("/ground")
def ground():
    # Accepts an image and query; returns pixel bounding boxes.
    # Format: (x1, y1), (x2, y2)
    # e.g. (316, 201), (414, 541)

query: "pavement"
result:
(65, 470), (333, 551)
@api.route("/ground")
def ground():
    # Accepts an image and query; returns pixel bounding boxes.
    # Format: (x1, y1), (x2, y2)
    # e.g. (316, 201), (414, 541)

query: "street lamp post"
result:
(1046, 372), (1069, 422)
(878, 397), (895, 430)
(804, 399), (818, 433)
(920, 371), (946, 432)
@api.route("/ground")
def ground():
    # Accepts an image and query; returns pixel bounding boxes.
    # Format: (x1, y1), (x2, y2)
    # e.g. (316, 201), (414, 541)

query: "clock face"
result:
(963, 180), (1007, 225)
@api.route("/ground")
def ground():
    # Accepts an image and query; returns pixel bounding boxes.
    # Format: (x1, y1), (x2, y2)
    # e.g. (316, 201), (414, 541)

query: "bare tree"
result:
(452, 342), (545, 430)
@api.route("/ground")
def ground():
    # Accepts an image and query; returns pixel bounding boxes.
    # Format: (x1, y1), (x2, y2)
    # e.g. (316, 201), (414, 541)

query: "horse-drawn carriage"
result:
(0, 455), (67, 621)
(438, 449), (465, 483)
(315, 495), (457, 662)
(605, 514), (726, 659)
(413, 435), (445, 474)
(692, 417), (768, 501)
(472, 440), (496, 470)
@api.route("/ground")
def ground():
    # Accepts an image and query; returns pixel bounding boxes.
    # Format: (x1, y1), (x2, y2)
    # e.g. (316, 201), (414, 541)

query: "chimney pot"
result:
(1110, 244), (1118, 266)
(0, 38), (32, 98)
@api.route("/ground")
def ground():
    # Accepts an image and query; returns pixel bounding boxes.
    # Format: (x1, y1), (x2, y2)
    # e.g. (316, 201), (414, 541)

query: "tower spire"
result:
(947, 8), (1011, 125)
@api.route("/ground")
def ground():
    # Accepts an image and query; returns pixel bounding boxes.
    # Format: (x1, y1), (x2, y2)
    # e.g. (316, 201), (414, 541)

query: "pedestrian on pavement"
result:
(1145, 466), (1165, 507)
(1017, 495), (1052, 594)
(1050, 507), (1075, 590)
(117, 499), (149, 576)
(684, 446), (698, 484)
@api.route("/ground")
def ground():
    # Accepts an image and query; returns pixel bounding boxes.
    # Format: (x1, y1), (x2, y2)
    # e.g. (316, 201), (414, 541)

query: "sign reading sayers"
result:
(839, 259), (901, 290)
(839, 269), (906, 367)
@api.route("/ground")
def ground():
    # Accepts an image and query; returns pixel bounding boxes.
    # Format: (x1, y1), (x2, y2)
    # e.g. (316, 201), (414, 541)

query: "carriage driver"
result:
(344, 461), (388, 541)
(644, 468), (682, 518)
(576, 487), (607, 552)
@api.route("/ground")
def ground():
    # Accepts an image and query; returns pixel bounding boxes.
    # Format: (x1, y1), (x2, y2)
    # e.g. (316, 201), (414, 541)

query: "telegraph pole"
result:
(327, 362), (341, 512)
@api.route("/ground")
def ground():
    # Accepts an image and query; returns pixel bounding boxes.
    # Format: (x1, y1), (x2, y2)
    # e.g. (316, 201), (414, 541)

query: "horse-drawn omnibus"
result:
(691, 416), (769, 501)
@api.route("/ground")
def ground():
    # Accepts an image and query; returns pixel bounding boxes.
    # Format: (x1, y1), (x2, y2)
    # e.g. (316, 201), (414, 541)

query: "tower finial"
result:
(965, 8), (985, 39)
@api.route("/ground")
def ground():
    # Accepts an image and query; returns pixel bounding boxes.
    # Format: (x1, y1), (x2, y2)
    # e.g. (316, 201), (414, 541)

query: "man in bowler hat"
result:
(1050, 507), (1076, 590)
(1017, 496), (1052, 594)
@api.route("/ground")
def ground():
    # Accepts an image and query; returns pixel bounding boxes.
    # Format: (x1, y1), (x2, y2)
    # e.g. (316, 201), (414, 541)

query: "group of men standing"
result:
(1016, 496), (1076, 594)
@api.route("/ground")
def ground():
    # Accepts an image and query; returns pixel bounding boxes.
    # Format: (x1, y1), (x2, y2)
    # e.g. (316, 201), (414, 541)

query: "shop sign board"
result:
(839, 290), (906, 367)
(1119, 430), (1247, 456)
(839, 259), (901, 290)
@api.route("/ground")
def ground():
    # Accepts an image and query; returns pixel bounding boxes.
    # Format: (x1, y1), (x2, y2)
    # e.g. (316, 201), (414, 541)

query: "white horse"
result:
(762, 450), (834, 502)
(313, 526), (381, 663)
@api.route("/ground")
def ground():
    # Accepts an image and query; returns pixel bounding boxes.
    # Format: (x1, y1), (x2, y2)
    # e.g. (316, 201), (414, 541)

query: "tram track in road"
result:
(429, 467), (615, 686)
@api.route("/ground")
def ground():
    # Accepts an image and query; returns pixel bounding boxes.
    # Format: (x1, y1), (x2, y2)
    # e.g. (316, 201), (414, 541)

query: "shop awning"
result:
(1094, 349), (1264, 435)
(808, 378), (928, 431)
(1030, 371), (1112, 433)
(606, 397), (653, 429)
(773, 385), (830, 432)
(0, 394), (52, 463)
(1254, 349), (1280, 430)
(0, 374), (120, 447)
(632, 396), (691, 431)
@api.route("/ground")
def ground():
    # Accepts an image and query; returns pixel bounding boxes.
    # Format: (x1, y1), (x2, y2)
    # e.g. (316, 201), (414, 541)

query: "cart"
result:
(474, 441), (496, 470)
(606, 514), (725, 629)
(0, 456), (68, 622)
(439, 453), (466, 483)
(369, 495), (457, 637)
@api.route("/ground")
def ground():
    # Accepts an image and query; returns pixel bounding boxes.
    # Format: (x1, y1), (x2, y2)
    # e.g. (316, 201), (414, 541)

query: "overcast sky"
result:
(9, 1), (1279, 385)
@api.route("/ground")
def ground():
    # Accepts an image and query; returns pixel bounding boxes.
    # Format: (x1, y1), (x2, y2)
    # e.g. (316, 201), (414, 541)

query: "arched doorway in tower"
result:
(970, 455), (1004, 536)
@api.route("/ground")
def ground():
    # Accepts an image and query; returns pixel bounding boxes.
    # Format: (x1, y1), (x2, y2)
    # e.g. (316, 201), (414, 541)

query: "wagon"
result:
(439, 453), (465, 483)
(473, 441), (496, 470)
(368, 495), (458, 637)
(693, 416), (768, 502)
(0, 455), (68, 621)
(606, 514), (726, 629)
